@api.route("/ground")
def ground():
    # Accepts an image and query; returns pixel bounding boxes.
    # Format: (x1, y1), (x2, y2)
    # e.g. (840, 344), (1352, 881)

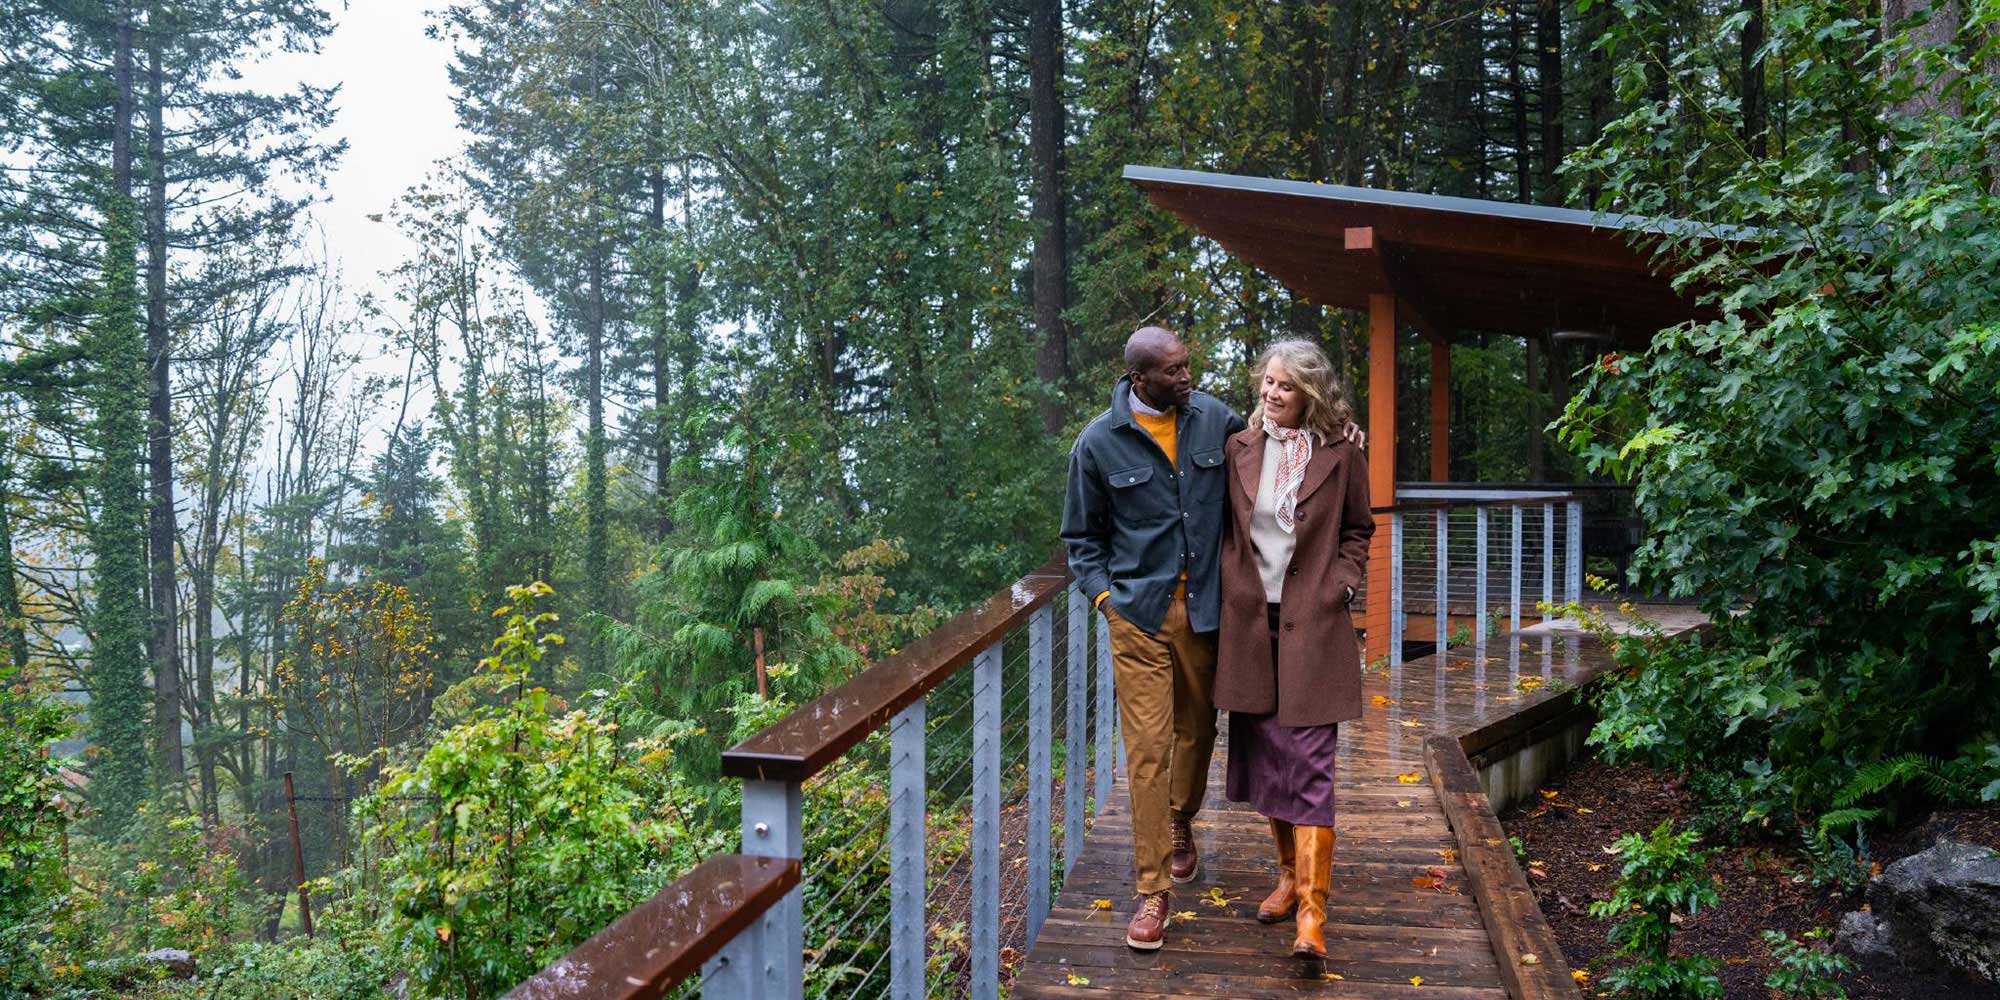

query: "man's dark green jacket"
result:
(1062, 377), (1246, 636)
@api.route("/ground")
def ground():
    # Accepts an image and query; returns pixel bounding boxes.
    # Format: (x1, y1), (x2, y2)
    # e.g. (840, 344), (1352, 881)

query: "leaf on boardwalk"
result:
(1089, 898), (1112, 917)
(1199, 887), (1241, 908)
(1066, 973), (1091, 985)
(1397, 770), (1424, 783)
(1437, 848), (1458, 863)
(1400, 718), (1424, 728)
(1409, 975), (1425, 986)
(1518, 676), (1546, 691)
(1396, 799), (1413, 808)
(1520, 952), (1541, 966)
(1173, 910), (1197, 923)
(1320, 972), (1345, 980)
(1572, 969), (1591, 984)
(1372, 695), (1397, 707)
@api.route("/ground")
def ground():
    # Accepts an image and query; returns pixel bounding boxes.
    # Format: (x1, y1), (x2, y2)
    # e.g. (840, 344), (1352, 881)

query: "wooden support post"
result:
(753, 626), (768, 700)
(283, 771), (313, 939)
(1364, 294), (1397, 662)
(1430, 338), (1450, 480)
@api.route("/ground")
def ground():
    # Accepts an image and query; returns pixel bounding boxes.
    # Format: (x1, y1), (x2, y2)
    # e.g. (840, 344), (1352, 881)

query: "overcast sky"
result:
(241, 1), (466, 303)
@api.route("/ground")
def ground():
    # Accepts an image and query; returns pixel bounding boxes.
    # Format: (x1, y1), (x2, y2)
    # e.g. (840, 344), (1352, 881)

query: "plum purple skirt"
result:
(1224, 604), (1339, 827)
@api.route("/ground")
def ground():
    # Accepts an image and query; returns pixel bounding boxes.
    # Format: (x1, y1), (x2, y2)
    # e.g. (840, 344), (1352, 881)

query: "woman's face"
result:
(1261, 361), (1304, 428)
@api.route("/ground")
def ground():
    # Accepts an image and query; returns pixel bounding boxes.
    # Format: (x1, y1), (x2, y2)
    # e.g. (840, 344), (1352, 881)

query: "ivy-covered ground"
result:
(1502, 754), (2000, 1000)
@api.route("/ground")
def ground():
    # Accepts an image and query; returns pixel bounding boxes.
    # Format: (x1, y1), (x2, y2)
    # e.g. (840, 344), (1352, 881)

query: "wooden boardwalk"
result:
(1012, 606), (1708, 1000)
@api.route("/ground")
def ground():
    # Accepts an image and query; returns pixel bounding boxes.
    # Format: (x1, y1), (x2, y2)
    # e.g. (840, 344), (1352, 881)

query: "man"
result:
(1061, 326), (1243, 951)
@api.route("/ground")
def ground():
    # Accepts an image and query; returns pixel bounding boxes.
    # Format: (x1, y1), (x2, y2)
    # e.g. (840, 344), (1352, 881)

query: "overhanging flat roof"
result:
(1124, 165), (1720, 346)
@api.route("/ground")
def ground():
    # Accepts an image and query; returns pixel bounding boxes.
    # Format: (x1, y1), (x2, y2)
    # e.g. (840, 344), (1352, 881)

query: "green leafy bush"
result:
(1560, 0), (2000, 830)
(1762, 928), (1851, 1000)
(158, 937), (394, 1000)
(361, 583), (696, 999)
(0, 669), (71, 997)
(1587, 821), (1722, 1000)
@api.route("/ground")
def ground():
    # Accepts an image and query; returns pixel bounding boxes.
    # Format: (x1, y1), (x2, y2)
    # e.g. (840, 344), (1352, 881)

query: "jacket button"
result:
(1288, 566), (1298, 575)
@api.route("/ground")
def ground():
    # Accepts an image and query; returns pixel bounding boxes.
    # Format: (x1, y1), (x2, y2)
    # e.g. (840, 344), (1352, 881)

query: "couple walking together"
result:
(1061, 325), (1373, 962)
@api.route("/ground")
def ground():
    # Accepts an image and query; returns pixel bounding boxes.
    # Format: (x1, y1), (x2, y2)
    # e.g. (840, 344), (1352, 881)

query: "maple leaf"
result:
(1438, 848), (1458, 863)
(1199, 887), (1241, 908)
(1372, 695), (1397, 707)
(1397, 770), (1424, 783)
(1173, 910), (1197, 923)
(1409, 975), (1425, 986)
(1572, 969), (1591, 984)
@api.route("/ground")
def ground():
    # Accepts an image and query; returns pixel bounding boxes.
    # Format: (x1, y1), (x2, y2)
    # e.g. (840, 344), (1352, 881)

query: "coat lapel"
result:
(1296, 438), (1346, 504)
(1229, 427), (1263, 504)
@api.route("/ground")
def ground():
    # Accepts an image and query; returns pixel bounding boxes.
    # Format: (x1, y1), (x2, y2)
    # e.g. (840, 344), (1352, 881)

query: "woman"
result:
(1214, 339), (1374, 962)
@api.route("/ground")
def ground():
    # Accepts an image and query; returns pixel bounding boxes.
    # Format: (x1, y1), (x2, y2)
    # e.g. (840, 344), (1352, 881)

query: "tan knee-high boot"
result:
(1291, 825), (1335, 958)
(1256, 819), (1297, 923)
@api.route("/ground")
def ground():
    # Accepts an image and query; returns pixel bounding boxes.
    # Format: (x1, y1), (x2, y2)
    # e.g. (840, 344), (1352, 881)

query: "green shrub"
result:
(1762, 928), (1851, 1000)
(0, 671), (72, 998)
(159, 937), (394, 1000)
(360, 583), (690, 1000)
(1560, 0), (2000, 833)
(1588, 821), (1722, 1000)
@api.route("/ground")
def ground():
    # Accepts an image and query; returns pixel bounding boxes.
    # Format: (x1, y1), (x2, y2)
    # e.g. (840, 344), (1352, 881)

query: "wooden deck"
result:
(1011, 605), (1708, 999)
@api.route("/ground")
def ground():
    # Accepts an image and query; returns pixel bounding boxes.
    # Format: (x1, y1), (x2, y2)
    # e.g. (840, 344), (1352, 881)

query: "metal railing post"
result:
(1094, 609), (1114, 813)
(1064, 587), (1086, 877)
(701, 931), (764, 998)
(1475, 506), (1489, 641)
(1510, 505), (1523, 633)
(1566, 500), (1584, 605)
(971, 643), (1003, 1000)
(1542, 502), (1555, 622)
(738, 779), (804, 1000)
(888, 698), (926, 1000)
(1389, 512), (1405, 665)
(1027, 605), (1053, 942)
(1434, 508), (1449, 654)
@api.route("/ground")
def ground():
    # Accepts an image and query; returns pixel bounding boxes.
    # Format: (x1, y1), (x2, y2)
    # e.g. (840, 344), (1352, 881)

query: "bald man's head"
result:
(1125, 326), (1192, 410)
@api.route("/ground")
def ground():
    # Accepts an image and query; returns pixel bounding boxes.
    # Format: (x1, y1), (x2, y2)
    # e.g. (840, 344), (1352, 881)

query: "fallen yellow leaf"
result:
(1067, 973), (1091, 985)
(1397, 771), (1424, 783)
(1396, 799), (1413, 808)
(1518, 677), (1546, 691)
(1410, 975), (1425, 986)
(1372, 695), (1397, 707)
(1539, 789), (1560, 800)
(1400, 718), (1424, 728)
(1572, 969), (1591, 984)
(1438, 848), (1458, 863)
(1520, 952), (1540, 966)
(1576, 807), (1594, 814)
(1173, 910), (1197, 923)
(1321, 972), (1346, 981)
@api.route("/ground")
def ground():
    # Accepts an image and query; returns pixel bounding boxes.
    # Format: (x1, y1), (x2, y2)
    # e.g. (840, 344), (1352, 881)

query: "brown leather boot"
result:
(1256, 818), (1297, 923)
(1168, 812), (1200, 884)
(1291, 825), (1335, 958)
(1125, 889), (1171, 951)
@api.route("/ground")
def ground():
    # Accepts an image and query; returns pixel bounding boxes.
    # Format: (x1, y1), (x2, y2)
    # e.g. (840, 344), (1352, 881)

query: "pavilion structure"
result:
(1123, 164), (1712, 651)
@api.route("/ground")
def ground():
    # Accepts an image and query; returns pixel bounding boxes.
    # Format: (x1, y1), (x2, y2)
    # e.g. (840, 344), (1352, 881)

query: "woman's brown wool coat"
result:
(1213, 427), (1375, 728)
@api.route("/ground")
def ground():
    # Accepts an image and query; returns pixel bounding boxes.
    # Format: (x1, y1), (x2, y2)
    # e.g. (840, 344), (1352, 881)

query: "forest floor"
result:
(1500, 752), (2000, 999)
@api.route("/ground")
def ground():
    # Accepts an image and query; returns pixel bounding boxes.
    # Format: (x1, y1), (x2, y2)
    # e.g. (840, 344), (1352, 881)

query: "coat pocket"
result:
(1105, 464), (1171, 522)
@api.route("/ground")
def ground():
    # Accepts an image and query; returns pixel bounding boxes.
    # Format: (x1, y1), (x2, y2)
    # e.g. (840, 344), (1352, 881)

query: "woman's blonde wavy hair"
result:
(1247, 339), (1354, 446)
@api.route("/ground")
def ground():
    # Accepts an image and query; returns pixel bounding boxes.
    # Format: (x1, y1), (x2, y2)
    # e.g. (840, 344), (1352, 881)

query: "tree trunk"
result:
(1741, 0), (1768, 157)
(649, 169), (674, 540)
(1028, 0), (1070, 435)
(1508, 4), (1533, 202)
(144, 6), (184, 794)
(584, 236), (609, 668)
(0, 460), (26, 670)
(1536, 0), (1565, 204)
(1287, 3), (1329, 344)
(1885, 0), (1961, 117)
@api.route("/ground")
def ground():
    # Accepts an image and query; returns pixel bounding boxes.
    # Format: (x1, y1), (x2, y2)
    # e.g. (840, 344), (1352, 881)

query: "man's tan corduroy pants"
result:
(1103, 596), (1217, 895)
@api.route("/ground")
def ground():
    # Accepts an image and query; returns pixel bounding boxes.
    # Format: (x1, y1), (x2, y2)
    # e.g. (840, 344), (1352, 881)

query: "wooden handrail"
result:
(720, 553), (1072, 783)
(504, 854), (799, 1000)
(1371, 493), (1585, 516)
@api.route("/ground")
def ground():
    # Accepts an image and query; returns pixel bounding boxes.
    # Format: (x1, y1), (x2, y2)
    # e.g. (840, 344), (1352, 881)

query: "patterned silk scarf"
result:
(1263, 417), (1312, 534)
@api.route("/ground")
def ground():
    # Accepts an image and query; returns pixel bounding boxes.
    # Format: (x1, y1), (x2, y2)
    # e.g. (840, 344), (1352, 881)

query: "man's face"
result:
(1131, 341), (1193, 410)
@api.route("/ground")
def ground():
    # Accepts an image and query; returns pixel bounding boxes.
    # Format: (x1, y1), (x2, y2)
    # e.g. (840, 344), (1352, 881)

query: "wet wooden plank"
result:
(1013, 605), (1704, 1000)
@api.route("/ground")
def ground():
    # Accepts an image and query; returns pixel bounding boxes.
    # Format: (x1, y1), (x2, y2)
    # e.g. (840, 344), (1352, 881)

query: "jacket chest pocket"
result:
(1188, 447), (1227, 505)
(1106, 464), (1173, 523)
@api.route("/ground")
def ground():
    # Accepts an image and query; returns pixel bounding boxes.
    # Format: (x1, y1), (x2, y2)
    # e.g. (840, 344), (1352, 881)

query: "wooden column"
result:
(1430, 337), (1450, 481)
(1364, 294), (1397, 661)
